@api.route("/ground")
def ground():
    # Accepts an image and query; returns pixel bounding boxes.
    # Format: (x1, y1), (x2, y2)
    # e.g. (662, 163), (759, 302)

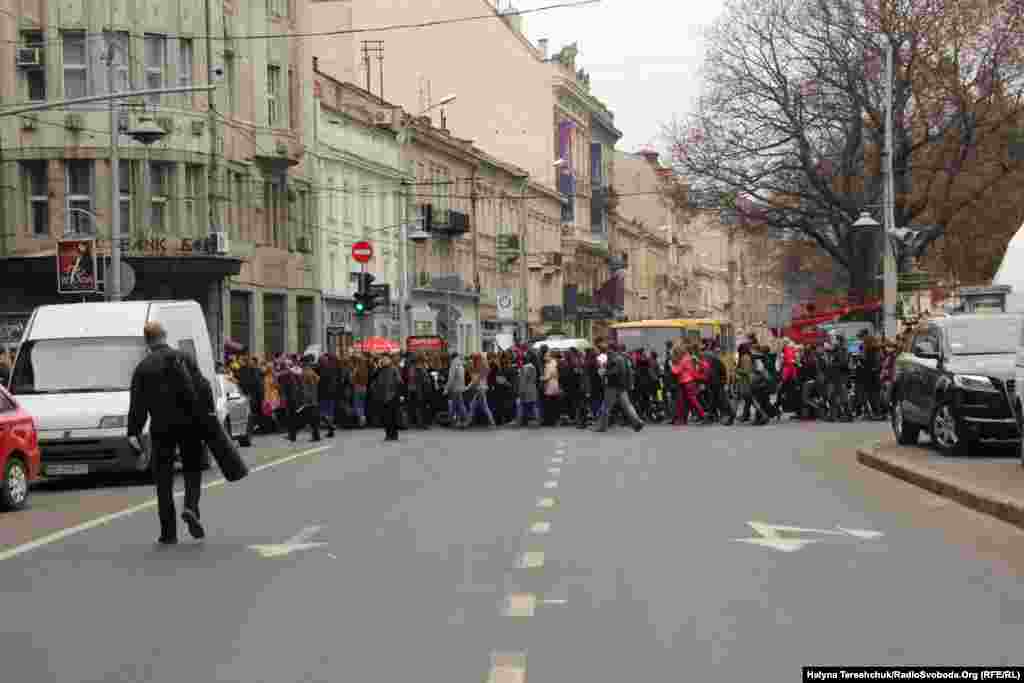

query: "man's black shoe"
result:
(181, 509), (205, 540)
(633, 422), (644, 432)
(156, 536), (178, 546)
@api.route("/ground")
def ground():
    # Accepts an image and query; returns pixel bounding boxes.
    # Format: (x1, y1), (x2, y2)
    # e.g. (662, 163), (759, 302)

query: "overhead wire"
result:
(0, 1), (598, 46)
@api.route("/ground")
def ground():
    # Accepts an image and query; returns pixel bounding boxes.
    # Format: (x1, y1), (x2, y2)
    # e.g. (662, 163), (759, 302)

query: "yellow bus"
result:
(610, 318), (737, 353)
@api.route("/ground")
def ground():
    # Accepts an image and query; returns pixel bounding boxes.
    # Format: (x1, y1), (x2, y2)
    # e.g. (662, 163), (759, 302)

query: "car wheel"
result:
(891, 400), (921, 445)
(931, 402), (969, 457)
(238, 416), (252, 447)
(0, 456), (30, 511)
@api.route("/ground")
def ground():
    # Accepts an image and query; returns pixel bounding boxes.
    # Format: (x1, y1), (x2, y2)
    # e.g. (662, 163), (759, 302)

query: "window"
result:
(65, 160), (93, 236)
(62, 31), (88, 99)
(234, 172), (245, 240)
(118, 160), (132, 236)
(108, 31), (130, 93)
(225, 53), (236, 115)
(268, 0), (287, 18)
(144, 34), (166, 106)
(267, 65), (281, 126)
(178, 39), (194, 87)
(288, 67), (298, 131)
(23, 161), (48, 238)
(185, 164), (202, 234)
(21, 31), (45, 101)
(263, 294), (286, 356)
(230, 291), (252, 350)
(150, 162), (173, 232)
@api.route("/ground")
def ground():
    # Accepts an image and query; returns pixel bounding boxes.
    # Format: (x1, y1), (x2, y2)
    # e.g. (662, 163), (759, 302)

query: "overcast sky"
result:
(518, 0), (725, 154)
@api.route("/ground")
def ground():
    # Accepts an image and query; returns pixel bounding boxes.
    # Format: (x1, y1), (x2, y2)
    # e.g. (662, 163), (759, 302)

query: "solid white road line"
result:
(0, 444), (332, 563)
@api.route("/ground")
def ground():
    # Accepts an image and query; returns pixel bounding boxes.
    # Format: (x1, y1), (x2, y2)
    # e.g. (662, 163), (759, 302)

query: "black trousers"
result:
(289, 405), (321, 441)
(152, 432), (204, 540)
(382, 398), (400, 439)
(708, 383), (735, 421)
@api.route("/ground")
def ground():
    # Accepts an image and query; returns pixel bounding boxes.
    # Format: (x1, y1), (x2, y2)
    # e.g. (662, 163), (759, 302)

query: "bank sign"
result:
(99, 236), (223, 255)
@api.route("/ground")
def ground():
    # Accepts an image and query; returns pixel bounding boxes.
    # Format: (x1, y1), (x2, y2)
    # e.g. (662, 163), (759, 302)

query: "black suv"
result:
(891, 314), (1020, 456)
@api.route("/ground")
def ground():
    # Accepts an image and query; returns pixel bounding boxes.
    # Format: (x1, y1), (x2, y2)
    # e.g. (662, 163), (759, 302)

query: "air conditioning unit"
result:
(547, 253), (563, 267)
(373, 109), (396, 127)
(213, 232), (229, 254)
(156, 116), (175, 133)
(16, 47), (42, 68)
(296, 235), (313, 253)
(191, 120), (204, 136)
(20, 114), (37, 130)
(65, 113), (84, 131)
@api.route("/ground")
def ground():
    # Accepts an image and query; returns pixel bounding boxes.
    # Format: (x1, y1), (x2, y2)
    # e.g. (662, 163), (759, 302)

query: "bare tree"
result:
(666, 0), (1024, 293)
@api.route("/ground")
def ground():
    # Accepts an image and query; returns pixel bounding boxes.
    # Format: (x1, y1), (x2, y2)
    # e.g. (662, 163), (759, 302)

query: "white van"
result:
(7, 301), (216, 477)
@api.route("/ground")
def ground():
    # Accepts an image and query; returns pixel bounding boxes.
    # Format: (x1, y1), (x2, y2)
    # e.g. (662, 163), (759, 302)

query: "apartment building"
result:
(0, 0), (317, 358)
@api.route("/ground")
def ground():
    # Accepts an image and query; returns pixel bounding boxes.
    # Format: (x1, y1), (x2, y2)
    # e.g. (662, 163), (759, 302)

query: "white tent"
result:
(991, 221), (1024, 313)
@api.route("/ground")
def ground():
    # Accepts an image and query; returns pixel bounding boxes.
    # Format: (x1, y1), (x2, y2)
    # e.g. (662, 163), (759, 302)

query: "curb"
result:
(856, 443), (1024, 531)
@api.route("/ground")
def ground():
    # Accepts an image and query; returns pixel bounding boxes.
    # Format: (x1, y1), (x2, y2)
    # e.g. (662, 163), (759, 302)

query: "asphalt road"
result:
(3, 420), (1024, 682)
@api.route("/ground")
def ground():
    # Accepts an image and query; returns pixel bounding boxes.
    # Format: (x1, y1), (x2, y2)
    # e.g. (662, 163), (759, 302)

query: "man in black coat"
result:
(127, 321), (208, 545)
(703, 345), (735, 425)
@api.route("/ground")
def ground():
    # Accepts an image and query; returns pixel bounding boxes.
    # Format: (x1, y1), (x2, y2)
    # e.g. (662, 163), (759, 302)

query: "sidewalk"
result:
(857, 440), (1024, 529)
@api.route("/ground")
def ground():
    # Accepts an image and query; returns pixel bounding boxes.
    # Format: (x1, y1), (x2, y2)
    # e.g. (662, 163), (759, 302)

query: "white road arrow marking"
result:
(734, 521), (884, 552)
(249, 525), (328, 558)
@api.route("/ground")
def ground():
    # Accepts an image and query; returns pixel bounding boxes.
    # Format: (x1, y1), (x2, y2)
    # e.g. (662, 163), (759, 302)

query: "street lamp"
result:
(853, 211), (898, 338)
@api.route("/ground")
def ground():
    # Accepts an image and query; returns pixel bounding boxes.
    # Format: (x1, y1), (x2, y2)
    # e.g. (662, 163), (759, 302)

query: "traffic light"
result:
(354, 273), (376, 316)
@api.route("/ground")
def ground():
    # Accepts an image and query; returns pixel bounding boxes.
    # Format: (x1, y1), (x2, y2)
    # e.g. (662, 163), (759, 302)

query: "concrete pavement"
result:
(3, 421), (1024, 682)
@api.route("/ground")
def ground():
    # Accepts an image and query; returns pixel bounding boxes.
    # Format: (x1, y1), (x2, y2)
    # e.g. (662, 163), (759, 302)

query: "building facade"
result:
(312, 71), (408, 353)
(309, 0), (555, 184)
(544, 42), (622, 340)
(0, 0), (317, 359)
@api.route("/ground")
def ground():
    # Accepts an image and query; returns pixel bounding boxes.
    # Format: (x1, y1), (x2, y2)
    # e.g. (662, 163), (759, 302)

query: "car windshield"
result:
(946, 318), (1019, 355)
(9, 337), (148, 394)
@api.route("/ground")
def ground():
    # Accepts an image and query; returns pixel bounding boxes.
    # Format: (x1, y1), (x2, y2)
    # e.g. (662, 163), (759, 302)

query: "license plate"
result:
(46, 464), (89, 476)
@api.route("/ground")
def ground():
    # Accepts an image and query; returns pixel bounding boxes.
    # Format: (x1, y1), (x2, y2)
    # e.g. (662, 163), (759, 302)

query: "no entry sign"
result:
(351, 241), (373, 263)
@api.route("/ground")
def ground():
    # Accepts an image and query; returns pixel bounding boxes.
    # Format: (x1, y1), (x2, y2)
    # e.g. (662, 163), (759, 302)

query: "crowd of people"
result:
(213, 329), (912, 442)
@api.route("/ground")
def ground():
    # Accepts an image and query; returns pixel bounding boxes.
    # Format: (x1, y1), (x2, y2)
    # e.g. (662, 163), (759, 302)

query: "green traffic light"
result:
(355, 301), (365, 313)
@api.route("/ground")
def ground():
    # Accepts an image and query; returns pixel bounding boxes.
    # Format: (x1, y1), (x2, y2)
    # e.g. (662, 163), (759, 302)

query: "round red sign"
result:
(351, 240), (373, 263)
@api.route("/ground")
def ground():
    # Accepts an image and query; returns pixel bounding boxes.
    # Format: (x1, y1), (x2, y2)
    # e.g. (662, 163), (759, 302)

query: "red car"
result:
(0, 385), (41, 510)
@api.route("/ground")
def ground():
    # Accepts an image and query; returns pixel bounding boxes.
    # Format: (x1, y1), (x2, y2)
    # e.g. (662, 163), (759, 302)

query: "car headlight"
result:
(98, 415), (128, 429)
(953, 374), (998, 392)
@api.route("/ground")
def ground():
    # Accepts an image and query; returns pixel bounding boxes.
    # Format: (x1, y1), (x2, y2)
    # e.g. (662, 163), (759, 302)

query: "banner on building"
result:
(595, 272), (625, 309)
(496, 288), (515, 320)
(57, 239), (97, 294)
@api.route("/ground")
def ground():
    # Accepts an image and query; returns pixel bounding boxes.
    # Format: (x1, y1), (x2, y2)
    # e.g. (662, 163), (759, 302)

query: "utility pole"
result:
(205, 0), (224, 357)
(882, 40), (898, 338)
(106, 35), (121, 301)
(519, 178), (529, 343)
(471, 171), (480, 353)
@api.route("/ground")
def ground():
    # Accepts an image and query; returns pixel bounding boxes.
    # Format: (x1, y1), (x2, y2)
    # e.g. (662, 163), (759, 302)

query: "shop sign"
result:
(407, 335), (447, 351)
(541, 305), (564, 322)
(97, 236), (222, 255)
(577, 304), (611, 320)
(57, 239), (97, 294)
(497, 288), (514, 320)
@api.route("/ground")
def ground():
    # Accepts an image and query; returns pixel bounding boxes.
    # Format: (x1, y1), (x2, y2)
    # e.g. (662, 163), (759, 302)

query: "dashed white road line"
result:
(550, 457), (564, 465)
(536, 497), (557, 508)
(517, 551), (546, 569)
(530, 521), (551, 535)
(547, 467), (561, 476)
(544, 480), (559, 489)
(0, 444), (333, 563)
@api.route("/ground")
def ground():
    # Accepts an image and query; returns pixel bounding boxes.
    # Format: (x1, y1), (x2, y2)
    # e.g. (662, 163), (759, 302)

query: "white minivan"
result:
(7, 300), (216, 477)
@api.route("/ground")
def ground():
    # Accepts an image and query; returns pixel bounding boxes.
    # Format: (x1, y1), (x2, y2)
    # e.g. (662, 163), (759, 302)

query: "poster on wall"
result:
(57, 239), (97, 294)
